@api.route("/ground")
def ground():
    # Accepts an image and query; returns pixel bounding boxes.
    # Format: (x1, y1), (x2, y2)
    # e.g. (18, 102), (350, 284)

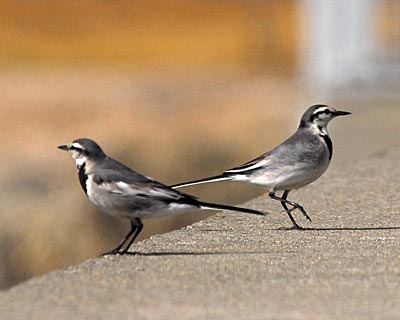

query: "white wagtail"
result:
(58, 138), (265, 255)
(172, 104), (351, 230)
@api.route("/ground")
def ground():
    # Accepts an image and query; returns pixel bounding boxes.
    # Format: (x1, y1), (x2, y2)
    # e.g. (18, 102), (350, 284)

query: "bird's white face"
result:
(311, 106), (336, 126)
(66, 142), (87, 168)
(307, 105), (342, 135)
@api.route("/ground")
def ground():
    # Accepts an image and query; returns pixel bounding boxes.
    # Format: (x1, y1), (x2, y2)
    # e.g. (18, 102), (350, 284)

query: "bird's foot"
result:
(101, 248), (140, 256)
(286, 204), (312, 222)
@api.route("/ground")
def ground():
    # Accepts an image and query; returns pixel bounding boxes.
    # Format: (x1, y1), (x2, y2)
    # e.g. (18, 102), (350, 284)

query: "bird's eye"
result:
(324, 110), (330, 114)
(70, 146), (82, 151)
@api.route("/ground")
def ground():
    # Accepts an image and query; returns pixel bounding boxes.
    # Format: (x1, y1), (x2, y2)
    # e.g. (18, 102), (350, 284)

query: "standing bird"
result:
(58, 138), (265, 255)
(172, 105), (351, 230)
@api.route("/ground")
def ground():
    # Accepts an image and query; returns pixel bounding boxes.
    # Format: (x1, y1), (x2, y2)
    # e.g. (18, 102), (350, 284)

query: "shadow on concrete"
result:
(260, 226), (400, 232)
(265, 226), (400, 231)
(118, 250), (294, 257)
(303, 226), (400, 231)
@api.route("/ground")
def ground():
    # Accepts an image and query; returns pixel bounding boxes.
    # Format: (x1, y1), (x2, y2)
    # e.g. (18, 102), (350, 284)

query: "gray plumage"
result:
(58, 138), (265, 255)
(172, 104), (351, 229)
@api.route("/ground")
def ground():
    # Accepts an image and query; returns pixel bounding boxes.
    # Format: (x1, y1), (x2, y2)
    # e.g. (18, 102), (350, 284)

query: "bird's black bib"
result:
(320, 133), (333, 160)
(78, 163), (88, 194)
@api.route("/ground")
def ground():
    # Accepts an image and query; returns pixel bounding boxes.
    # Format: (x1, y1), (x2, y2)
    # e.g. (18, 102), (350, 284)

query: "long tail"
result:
(171, 174), (231, 189)
(197, 200), (266, 216)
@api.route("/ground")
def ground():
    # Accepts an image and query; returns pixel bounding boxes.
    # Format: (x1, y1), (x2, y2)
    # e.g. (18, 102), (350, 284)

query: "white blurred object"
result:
(301, 0), (400, 97)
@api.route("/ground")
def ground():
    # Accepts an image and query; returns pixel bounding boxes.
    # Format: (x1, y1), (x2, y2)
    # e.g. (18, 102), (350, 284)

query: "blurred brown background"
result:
(1, 0), (399, 288)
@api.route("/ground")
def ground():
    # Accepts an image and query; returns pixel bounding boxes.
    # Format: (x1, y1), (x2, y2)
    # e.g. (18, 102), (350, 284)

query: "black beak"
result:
(335, 110), (351, 116)
(58, 144), (69, 151)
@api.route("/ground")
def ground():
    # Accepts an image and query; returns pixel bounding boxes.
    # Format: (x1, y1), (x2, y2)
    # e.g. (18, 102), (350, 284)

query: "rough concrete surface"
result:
(1, 104), (400, 319)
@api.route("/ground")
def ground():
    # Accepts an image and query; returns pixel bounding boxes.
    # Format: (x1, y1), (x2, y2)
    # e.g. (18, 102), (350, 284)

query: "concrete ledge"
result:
(1, 148), (400, 319)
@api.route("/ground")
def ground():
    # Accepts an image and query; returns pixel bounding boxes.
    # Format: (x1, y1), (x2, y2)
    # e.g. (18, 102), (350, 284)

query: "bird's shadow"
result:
(104, 226), (400, 257)
(109, 250), (287, 257)
(276, 226), (400, 231)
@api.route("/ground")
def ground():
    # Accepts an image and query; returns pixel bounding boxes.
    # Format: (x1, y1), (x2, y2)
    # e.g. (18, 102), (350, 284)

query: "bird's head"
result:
(58, 138), (105, 168)
(299, 104), (351, 133)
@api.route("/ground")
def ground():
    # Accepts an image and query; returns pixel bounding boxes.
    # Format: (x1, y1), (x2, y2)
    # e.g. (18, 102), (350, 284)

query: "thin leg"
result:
(102, 219), (141, 256)
(119, 218), (143, 255)
(279, 191), (303, 230)
(269, 190), (311, 221)
(269, 191), (311, 230)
